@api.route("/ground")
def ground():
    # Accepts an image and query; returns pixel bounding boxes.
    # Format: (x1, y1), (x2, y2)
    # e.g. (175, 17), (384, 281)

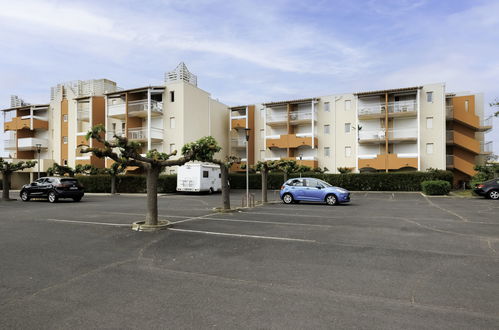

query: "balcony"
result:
(77, 103), (90, 121)
(128, 127), (164, 142)
(231, 138), (247, 148)
(446, 130), (480, 154)
(358, 153), (418, 170)
(4, 116), (49, 131)
(17, 138), (49, 151)
(446, 154), (476, 176)
(358, 129), (417, 143)
(266, 110), (317, 126)
(106, 130), (126, 140)
(128, 99), (163, 117)
(284, 156), (318, 168)
(266, 134), (317, 149)
(358, 100), (417, 119)
(446, 105), (454, 119)
(231, 115), (247, 129)
(108, 103), (126, 118)
(479, 116), (493, 132)
(481, 141), (493, 154)
(3, 139), (16, 150)
(446, 155), (454, 168)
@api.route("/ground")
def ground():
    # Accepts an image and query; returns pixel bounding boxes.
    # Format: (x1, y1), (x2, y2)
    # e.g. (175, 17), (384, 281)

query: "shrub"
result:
(421, 180), (451, 195)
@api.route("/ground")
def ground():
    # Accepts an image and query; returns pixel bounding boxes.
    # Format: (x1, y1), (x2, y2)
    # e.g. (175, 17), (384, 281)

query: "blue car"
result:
(280, 178), (350, 205)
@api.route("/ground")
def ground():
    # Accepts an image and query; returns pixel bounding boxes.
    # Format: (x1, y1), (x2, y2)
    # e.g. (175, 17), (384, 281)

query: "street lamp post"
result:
(299, 153), (303, 178)
(35, 143), (42, 179)
(244, 128), (251, 207)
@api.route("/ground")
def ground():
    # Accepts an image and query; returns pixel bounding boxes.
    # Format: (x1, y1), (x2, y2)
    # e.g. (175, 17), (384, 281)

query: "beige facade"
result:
(228, 83), (493, 186)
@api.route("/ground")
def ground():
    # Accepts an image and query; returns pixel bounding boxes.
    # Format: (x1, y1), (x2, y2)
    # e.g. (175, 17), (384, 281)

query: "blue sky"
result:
(0, 0), (498, 156)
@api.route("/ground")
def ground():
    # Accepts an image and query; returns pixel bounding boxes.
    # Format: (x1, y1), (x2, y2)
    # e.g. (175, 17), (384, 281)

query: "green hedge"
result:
(229, 170), (453, 191)
(75, 170), (453, 193)
(75, 175), (177, 193)
(421, 180), (451, 195)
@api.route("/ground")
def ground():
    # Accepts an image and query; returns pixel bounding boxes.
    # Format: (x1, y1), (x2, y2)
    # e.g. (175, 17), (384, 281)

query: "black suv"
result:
(473, 178), (499, 200)
(20, 177), (84, 203)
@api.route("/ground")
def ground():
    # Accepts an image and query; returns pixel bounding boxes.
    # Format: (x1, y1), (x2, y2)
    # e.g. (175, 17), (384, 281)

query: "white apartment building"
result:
(229, 83), (493, 186)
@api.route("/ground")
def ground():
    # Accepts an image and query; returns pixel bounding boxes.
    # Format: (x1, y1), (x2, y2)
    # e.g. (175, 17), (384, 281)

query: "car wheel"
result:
(48, 191), (58, 203)
(325, 194), (337, 206)
(488, 190), (499, 200)
(282, 193), (294, 204)
(73, 197), (82, 202)
(20, 190), (30, 202)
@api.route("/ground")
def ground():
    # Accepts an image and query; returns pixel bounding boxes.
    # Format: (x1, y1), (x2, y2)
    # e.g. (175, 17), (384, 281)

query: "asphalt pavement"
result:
(0, 190), (498, 329)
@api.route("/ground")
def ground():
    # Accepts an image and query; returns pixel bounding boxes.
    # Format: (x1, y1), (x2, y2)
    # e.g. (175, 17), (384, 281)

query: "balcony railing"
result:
(446, 155), (454, 166)
(231, 138), (247, 147)
(106, 130), (126, 140)
(17, 138), (49, 150)
(128, 127), (164, 141)
(266, 110), (317, 123)
(359, 100), (417, 116)
(482, 116), (493, 127)
(3, 139), (16, 150)
(446, 105), (454, 118)
(108, 103), (126, 117)
(387, 128), (417, 139)
(482, 141), (493, 153)
(266, 112), (288, 123)
(128, 99), (163, 114)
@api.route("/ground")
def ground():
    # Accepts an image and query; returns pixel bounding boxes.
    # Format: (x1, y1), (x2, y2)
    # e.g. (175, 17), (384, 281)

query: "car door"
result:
(38, 178), (53, 197)
(29, 178), (46, 196)
(304, 179), (326, 201)
(287, 178), (306, 200)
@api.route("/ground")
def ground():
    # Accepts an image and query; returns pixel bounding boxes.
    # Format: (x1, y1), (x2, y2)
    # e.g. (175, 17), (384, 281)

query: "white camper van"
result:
(177, 163), (221, 193)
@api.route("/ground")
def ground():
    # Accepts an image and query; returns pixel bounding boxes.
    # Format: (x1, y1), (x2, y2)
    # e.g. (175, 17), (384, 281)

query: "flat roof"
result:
(262, 97), (318, 106)
(105, 86), (165, 96)
(355, 86), (422, 96)
(0, 104), (50, 112)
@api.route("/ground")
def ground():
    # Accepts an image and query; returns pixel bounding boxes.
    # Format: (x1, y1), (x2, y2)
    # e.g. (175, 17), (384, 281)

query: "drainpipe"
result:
(147, 88), (152, 151)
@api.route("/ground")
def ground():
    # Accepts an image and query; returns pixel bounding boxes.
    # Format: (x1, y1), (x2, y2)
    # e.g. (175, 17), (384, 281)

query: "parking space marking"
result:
(46, 219), (130, 227)
(421, 194), (469, 222)
(168, 228), (317, 243)
(104, 211), (210, 219)
(187, 217), (334, 228)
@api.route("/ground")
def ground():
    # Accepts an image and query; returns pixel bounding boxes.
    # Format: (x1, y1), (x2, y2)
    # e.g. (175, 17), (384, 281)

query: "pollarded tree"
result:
(81, 125), (221, 227)
(0, 158), (37, 201)
(275, 159), (311, 182)
(213, 156), (239, 210)
(99, 162), (126, 195)
(47, 163), (75, 176)
(254, 160), (280, 203)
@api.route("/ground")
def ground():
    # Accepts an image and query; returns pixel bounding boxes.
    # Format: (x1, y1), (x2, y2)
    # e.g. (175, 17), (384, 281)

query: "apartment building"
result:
(1, 63), (229, 186)
(228, 83), (493, 186)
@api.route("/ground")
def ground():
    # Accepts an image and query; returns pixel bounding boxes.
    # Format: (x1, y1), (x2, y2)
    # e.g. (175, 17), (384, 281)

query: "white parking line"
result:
(46, 219), (130, 227)
(168, 228), (316, 242)
(189, 217), (334, 228)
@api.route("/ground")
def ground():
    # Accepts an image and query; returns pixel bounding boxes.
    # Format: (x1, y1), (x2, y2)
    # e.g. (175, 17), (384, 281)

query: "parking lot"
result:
(1, 190), (498, 329)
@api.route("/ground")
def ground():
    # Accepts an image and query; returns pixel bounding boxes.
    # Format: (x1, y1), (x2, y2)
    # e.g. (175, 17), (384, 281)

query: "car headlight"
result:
(336, 188), (348, 194)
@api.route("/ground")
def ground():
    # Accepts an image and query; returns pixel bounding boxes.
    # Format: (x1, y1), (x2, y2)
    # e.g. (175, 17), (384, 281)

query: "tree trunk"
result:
(110, 174), (116, 195)
(145, 166), (160, 225)
(2, 172), (11, 201)
(261, 168), (268, 203)
(220, 164), (230, 210)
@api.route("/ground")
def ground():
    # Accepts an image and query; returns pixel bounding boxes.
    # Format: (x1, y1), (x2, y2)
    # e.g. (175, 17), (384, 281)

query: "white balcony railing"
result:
(231, 138), (247, 147)
(398, 153), (418, 158)
(296, 132), (313, 137)
(482, 141), (493, 153)
(128, 99), (163, 114)
(128, 127), (164, 140)
(106, 130), (126, 140)
(359, 100), (417, 116)
(358, 130), (385, 140)
(17, 138), (49, 150)
(108, 103), (126, 117)
(3, 139), (16, 150)
(266, 112), (288, 123)
(265, 135), (281, 139)
(387, 128), (418, 139)
(77, 103), (90, 121)
(267, 110), (317, 123)
(482, 116), (493, 127)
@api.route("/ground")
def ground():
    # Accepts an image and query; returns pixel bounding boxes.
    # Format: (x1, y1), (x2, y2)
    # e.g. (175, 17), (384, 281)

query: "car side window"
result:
(289, 179), (304, 187)
(35, 179), (44, 184)
(307, 179), (323, 188)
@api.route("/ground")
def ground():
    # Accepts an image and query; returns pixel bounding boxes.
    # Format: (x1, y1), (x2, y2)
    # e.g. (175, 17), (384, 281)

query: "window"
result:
(169, 143), (176, 153)
(170, 91), (175, 102)
(112, 123), (116, 133)
(465, 100), (469, 112)
(289, 179), (304, 186)
(426, 143), (434, 154)
(426, 117), (433, 129)
(203, 170), (209, 178)
(260, 108), (265, 119)
(63, 114), (68, 122)
(170, 117), (176, 129)
(121, 123), (126, 131)
(306, 179), (321, 188)
(324, 102), (330, 112)
(426, 92), (433, 102)
(345, 146), (352, 157)
(63, 159), (68, 166)
(324, 147), (330, 157)
(344, 123), (351, 133)
(260, 129), (264, 139)
(345, 100), (351, 111)
(324, 124), (330, 134)
(63, 136), (68, 144)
